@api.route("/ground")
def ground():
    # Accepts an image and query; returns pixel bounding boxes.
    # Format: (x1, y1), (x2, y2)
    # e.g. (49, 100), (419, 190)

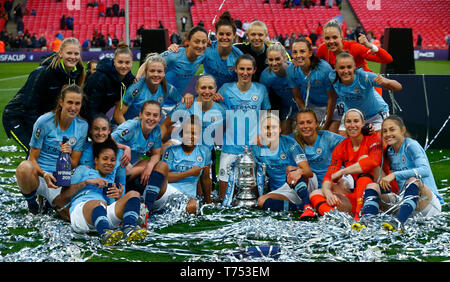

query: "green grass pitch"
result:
(0, 60), (448, 262)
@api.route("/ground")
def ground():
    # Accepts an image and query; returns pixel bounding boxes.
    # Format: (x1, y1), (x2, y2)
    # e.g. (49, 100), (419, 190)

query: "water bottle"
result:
(54, 136), (72, 187)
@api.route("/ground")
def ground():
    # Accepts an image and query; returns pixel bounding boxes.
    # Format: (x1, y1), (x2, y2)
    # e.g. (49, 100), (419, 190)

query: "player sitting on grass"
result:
(251, 112), (315, 219)
(68, 139), (147, 246)
(354, 115), (444, 232)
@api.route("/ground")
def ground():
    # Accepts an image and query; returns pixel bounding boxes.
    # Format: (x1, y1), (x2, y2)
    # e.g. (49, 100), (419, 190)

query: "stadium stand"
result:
(7, 0), (449, 51)
(348, 0), (450, 49)
(20, 0), (177, 48)
(0, 0), (9, 33)
(190, 0), (342, 42)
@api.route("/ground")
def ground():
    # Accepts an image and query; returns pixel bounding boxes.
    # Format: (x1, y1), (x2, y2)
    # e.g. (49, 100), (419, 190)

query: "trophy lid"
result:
(237, 146), (256, 167)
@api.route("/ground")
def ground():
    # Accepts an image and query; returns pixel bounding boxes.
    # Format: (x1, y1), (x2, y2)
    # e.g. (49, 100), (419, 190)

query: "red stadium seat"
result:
(18, 0), (448, 50)
(190, 0), (342, 38)
(21, 0), (178, 47)
(349, 0), (449, 49)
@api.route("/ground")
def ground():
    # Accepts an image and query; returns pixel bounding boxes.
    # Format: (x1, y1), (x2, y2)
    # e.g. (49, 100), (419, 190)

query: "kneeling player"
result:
(156, 115), (212, 214)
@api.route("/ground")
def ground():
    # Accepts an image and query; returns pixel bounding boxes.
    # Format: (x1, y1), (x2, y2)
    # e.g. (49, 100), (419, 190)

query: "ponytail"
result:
(42, 37), (85, 87)
(323, 19), (343, 36)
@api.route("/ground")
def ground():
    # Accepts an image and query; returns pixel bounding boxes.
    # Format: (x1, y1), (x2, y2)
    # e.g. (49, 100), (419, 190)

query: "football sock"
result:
(91, 205), (109, 235)
(261, 198), (300, 211)
(397, 182), (419, 224)
(143, 171), (164, 210)
(262, 198), (284, 211)
(310, 194), (333, 216)
(122, 196), (140, 228)
(294, 179), (310, 205)
(362, 188), (380, 216)
(22, 190), (39, 214)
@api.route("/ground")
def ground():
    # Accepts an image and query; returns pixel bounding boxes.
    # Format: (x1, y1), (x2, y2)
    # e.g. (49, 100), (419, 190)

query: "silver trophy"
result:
(234, 146), (258, 208)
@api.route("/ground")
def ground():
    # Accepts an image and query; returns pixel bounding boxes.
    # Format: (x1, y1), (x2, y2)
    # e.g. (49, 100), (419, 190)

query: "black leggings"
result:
(2, 110), (34, 155)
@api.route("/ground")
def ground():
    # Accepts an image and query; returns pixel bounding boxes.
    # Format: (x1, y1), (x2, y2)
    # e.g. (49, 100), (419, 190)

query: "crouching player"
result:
(16, 85), (88, 215)
(156, 115), (212, 214)
(357, 115), (443, 232)
(111, 100), (168, 216)
(69, 139), (147, 246)
(251, 113), (316, 219)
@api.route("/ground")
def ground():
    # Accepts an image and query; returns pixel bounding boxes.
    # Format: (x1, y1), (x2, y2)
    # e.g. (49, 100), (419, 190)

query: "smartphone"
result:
(103, 183), (113, 196)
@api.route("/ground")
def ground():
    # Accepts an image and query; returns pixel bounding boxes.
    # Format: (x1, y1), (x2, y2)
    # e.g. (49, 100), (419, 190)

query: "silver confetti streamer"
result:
(0, 145), (448, 262)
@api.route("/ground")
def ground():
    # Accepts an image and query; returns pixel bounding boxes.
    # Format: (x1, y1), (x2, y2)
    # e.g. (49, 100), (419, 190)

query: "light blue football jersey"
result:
(79, 140), (126, 188)
(260, 62), (298, 118)
(29, 112), (88, 173)
(169, 97), (226, 148)
(111, 119), (162, 164)
(286, 59), (333, 107)
(302, 130), (345, 186)
(386, 138), (443, 204)
(162, 144), (212, 198)
(218, 82), (271, 155)
(329, 68), (389, 119)
(161, 48), (204, 97)
(250, 135), (307, 191)
(122, 77), (180, 121)
(202, 41), (243, 89)
(69, 165), (125, 214)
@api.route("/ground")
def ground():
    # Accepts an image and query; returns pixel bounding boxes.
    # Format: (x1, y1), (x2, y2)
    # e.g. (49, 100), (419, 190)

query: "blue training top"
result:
(202, 41), (243, 90)
(300, 130), (345, 187)
(260, 62), (298, 118)
(329, 68), (389, 119)
(79, 140), (126, 188)
(122, 77), (180, 121)
(69, 165), (125, 214)
(287, 59), (334, 107)
(169, 97), (227, 148)
(161, 48), (204, 97)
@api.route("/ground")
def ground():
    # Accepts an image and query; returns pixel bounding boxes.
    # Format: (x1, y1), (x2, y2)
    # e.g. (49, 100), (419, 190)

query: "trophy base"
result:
(234, 199), (257, 209)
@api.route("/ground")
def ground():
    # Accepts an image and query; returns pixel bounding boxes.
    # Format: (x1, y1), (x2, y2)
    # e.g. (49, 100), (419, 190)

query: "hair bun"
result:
(329, 19), (339, 24)
(220, 11), (233, 21)
(117, 41), (129, 49)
